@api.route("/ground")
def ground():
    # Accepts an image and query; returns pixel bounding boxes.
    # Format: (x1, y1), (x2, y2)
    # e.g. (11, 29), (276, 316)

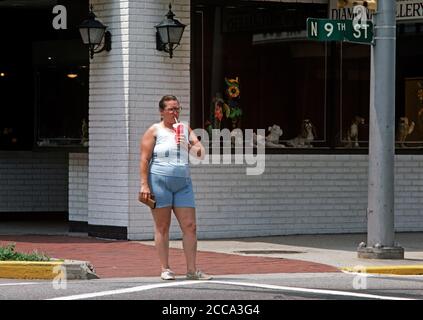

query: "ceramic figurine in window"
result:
(265, 124), (285, 148)
(345, 116), (365, 148)
(286, 119), (316, 148)
(396, 116), (415, 148)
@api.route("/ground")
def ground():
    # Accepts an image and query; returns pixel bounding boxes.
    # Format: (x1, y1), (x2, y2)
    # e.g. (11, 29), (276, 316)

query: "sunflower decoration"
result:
(224, 77), (243, 129)
(205, 77), (243, 133)
(225, 77), (240, 99)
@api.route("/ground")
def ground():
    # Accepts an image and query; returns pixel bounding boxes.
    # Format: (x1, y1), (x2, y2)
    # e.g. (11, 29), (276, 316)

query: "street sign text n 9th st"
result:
(307, 18), (374, 44)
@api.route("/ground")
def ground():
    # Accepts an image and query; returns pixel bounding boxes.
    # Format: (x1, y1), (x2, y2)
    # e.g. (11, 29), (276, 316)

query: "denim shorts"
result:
(148, 173), (196, 209)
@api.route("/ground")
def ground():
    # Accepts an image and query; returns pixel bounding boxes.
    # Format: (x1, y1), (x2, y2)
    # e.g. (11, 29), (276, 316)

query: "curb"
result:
(341, 265), (423, 275)
(0, 260), (99, 280)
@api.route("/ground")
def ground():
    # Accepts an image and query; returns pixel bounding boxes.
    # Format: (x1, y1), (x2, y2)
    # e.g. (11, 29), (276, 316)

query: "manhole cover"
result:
(234, 250), (304, 254)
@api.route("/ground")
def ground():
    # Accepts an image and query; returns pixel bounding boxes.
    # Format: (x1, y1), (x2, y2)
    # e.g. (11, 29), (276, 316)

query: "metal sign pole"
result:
(358, 0), (404, 259)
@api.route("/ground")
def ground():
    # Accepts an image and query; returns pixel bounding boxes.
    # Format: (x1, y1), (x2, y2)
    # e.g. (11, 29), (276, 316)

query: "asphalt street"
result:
(1, 273), (422, 301)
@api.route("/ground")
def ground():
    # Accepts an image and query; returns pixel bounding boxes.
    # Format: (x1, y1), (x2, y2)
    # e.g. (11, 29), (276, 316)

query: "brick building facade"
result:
(1, 0), (423, 240)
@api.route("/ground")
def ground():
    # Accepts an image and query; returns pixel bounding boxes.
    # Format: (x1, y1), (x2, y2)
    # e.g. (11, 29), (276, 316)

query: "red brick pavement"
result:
(0, 235), (339, 278)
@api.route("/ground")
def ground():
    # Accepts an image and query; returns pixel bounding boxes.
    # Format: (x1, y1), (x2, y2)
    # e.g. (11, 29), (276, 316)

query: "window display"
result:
(192, 2), (423, 152)
(192, 1), (328, 149)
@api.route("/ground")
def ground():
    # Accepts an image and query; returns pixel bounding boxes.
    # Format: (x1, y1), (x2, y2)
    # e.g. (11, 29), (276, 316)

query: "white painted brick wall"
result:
(88, 0), (131, 228)
(69, 153), (88, 222)
(0, 151), (68, 213)
(189, 154), (369, 239)
(128, 154), (423, 240)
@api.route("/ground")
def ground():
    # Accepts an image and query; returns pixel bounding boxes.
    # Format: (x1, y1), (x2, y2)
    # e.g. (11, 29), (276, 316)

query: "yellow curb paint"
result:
(341, 265), (423, 275)
(0, 261), (64, 280)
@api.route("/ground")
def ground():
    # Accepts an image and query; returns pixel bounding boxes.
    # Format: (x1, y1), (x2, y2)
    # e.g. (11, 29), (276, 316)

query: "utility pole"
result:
(357, 0), (404, 259)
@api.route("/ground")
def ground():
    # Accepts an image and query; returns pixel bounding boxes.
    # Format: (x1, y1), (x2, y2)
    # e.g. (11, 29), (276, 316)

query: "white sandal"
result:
(186, 270), (212, 280)
(161, 269), (176, 280)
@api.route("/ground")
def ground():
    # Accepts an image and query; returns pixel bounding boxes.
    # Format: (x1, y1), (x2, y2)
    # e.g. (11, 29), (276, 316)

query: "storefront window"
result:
(396, 23), (423, 148)
(192, 1), (423, 152)
(336, 42), (370, 149)
(0, 1), (89, 151)
(191, 1), (328, 149)
(0, 64), (34, 150)
(35, 64), (88, 147)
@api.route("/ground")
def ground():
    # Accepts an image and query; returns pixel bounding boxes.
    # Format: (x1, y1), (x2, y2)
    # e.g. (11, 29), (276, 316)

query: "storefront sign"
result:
(397, 0), (423, 21)
(252, 30), (308, 44)
(222, 6), (306, 33)
(329, 0), (423, 22)
(328, 0), (374, 20)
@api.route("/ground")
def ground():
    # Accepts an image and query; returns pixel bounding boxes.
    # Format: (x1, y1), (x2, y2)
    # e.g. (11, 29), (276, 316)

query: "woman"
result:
(139, 95), (211, 281)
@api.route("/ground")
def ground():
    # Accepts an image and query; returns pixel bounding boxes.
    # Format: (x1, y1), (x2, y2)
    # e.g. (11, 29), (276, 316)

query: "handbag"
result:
(138, 192), (156, 209)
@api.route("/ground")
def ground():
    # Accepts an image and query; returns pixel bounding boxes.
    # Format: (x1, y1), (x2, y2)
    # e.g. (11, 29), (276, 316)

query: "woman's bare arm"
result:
(139, 126), (156, 198)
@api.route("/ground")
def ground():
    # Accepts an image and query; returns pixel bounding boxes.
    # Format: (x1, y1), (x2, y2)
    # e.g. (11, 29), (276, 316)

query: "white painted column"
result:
(88, 0), (131, 237)
(87, 0), (190, 239)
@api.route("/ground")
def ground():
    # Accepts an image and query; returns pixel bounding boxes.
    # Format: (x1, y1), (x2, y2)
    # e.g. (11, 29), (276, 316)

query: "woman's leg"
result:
(151, 207), (172, 271)
(173, 207), (197, 273)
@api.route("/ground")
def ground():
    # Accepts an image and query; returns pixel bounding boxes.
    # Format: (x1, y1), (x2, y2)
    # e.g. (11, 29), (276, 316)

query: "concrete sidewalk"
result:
(140, 233), (423, 275)
(160, 232), (423, 269)
(1, 221), (423, 277)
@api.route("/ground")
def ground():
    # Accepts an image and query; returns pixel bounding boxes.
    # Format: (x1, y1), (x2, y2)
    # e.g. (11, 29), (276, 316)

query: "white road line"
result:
(47, 281), (201, 300)
(46, 280), (415, 300)
(0, 282), (41, 287)
(210, 280), (414, 300)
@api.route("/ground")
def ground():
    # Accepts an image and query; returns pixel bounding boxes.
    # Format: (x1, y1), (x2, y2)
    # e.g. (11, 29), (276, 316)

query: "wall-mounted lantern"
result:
(79, 5), (112, 59)
(155, 3), (186, 58)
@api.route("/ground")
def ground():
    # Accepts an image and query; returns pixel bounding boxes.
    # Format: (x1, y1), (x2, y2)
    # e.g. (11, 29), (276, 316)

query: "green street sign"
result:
(307, 18), (373, 44)
(345, 20), (374, 44)
(307, 18), (346, 41)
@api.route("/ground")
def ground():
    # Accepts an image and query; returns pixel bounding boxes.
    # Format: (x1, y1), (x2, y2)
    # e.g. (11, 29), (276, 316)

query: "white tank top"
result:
(149, 124), (190, 177)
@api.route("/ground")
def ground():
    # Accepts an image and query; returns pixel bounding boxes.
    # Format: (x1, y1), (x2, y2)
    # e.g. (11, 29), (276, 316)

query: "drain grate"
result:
(234, 250), (304, 255)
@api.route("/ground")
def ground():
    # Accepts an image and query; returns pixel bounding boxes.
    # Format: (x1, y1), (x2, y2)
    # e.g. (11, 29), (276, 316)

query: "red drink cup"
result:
(174, 123), (184, 144)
